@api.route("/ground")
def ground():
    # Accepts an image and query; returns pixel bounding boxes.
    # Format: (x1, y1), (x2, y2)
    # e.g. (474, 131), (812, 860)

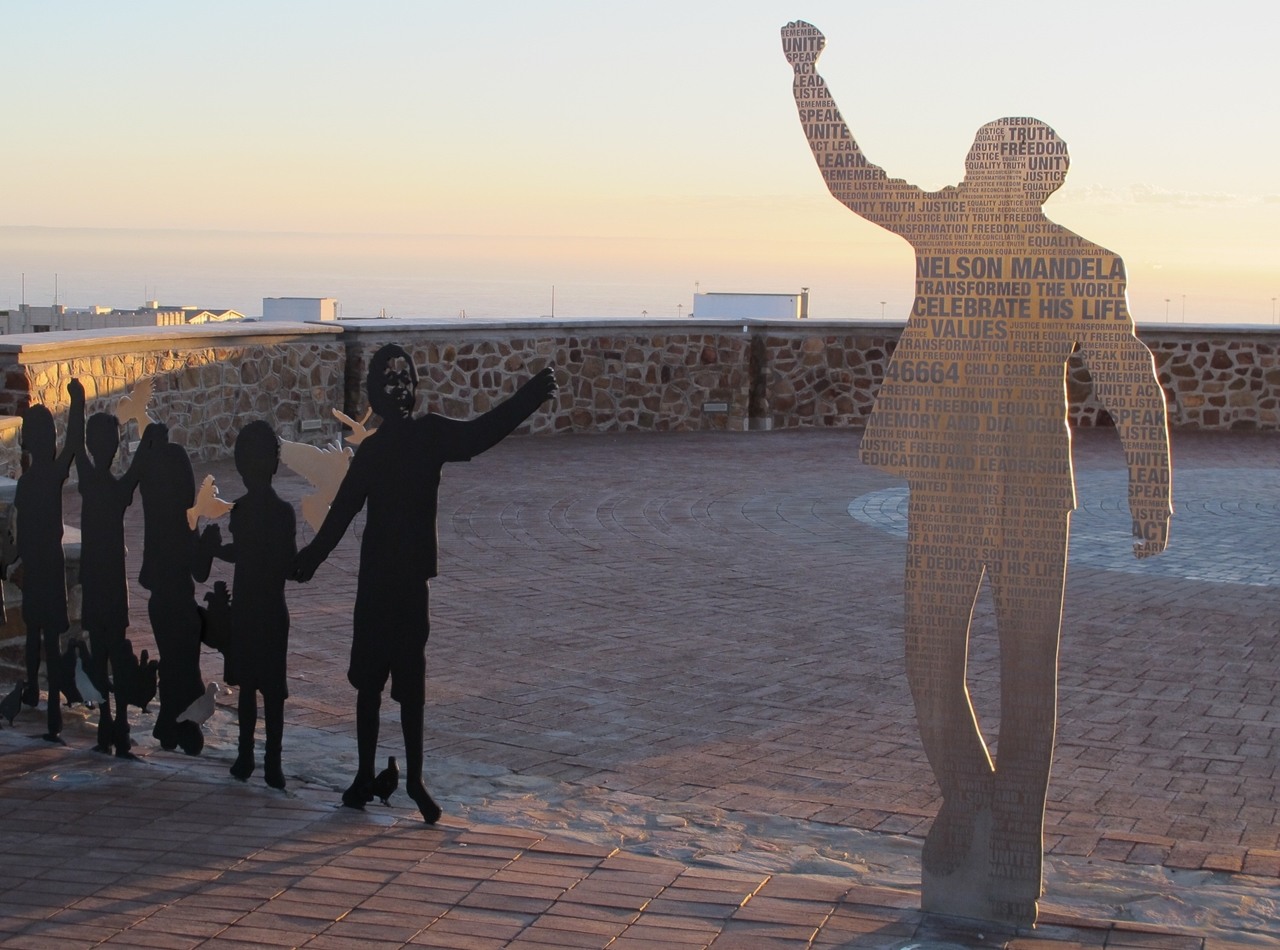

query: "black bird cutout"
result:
(372, 756), (399, 805)
(126, 648), (159, 714)
(0, 681), (23, 726)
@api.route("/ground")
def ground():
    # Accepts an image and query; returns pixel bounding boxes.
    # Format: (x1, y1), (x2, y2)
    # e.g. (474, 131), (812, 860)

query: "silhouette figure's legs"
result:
(40, 627), (65, 741)
(401, 702), (441, 824)
(23, 629), (41, 706)
(107, 636), (134, 757)
(343, 688), (380, 807)
(89, 631), (114, 752)
(263, 695), (285, 789)
(232, 689), (257, 780)
(151, 595), (205, 755)
(986, 507), (1069, 926)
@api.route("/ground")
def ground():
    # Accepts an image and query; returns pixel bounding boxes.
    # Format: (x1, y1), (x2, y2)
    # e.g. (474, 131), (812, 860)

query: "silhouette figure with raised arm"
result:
(15, 379), (84, 742)
(293, 344), (557, 823)
(783, 21), (1172, 925)
(76, 412), (140, 757)
(202, 420), (297, 788)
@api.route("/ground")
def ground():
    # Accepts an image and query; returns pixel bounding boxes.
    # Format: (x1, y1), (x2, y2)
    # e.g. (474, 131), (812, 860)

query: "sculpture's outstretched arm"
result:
(781, 20), (924, 232)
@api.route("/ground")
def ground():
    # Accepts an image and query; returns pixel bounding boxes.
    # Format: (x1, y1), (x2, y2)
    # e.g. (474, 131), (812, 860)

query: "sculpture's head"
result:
(20, 404), (56, 465)
(234, 419), (280, 485)
(367, 343), (418, 422)
(86, 412), (120, 468)
(963, 117), (1069, 207)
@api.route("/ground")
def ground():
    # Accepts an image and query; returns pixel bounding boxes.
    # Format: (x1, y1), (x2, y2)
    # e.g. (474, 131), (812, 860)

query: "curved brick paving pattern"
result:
(1, 428), (1277, 947)
(850, 468), (1280, 587)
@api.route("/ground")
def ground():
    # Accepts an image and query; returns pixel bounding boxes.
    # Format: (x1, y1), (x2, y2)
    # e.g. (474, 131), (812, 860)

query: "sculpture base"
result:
(920, 807), (1040, 928)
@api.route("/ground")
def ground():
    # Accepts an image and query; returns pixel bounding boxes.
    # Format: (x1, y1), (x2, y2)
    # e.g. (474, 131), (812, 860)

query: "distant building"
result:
(691, 291), (810, 320)
(0, 302), (244, 334)
(261, 297), (338, 322)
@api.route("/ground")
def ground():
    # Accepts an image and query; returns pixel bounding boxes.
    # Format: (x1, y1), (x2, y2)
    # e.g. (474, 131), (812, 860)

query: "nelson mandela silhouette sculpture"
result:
(782, 20), (1172, 925)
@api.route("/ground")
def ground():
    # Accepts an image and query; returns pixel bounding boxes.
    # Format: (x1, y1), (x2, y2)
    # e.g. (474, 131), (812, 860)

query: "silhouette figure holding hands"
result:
(293, 345), (556, 822)
(203, 421), (297, 788)
(783, 21), (1171, 925)
(131, 421), (217, 754)
(76, 412), (140, 756)
(15, 379), (84, 742)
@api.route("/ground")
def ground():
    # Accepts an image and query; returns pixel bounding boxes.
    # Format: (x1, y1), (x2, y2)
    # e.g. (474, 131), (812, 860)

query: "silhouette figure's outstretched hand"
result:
(781, 20), (825, 69)
(1132, 508), (1170, 559)
(529, 366), (558, 405)
(292, 543), (323, 583)
(67, 378), (85, 405)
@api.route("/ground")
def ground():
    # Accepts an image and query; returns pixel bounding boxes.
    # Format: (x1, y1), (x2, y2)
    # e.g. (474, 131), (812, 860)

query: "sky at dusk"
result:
(3, 1), (1276, 322)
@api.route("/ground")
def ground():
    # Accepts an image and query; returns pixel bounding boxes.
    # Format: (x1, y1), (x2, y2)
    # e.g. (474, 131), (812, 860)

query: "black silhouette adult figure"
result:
(76, 412), (139, 756)
(293, 344), (557, 822)
(203, 420), (297, 788)
(783, 21), (1172, 925)
(132, 422), (216, 755)
(15, 380), (84, 742)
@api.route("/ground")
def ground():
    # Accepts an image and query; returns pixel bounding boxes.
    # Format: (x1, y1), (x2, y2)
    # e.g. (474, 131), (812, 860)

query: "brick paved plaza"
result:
(1, 427), (1276, 948)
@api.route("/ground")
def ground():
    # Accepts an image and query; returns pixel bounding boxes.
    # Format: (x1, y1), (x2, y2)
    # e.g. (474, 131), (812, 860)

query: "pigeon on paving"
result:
(372, 756), (399, 805)
(73, 643), (105, 706)
(0, 681), (23, 726)
(176, 681), (222, 725)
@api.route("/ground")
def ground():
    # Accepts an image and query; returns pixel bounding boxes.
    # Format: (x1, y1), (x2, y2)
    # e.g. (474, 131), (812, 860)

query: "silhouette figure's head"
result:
(367, 344), (418, 423)
(963, 117), (1069, 207)
(20, 405), (56, 465)
(234, 420), (280, 486)
(86, 413), (121, 469)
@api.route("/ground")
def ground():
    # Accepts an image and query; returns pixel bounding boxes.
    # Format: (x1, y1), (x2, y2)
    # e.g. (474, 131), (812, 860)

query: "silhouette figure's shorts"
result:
(349, 583), (429, 706)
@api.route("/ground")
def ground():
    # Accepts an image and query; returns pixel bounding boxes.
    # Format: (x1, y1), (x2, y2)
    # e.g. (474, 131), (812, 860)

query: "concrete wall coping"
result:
(0, 321), (344, 361)
(329, 317), (1280, 338)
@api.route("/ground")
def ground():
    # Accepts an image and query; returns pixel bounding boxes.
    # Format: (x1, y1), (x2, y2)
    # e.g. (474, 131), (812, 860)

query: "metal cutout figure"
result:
(783, 21), (1172, 926)
(293, 344), (556, 823)
(131, 421), (218, 755)
(15, 379), (84, 742)
(75, 412), (140, 757)
(203, 420), (297, 788)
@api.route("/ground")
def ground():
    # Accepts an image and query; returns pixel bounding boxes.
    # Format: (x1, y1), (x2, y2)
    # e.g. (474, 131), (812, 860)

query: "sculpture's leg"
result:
(42, 627), (64, 741)
(401, 702), (440, 823)
(904, 485), (995, 916)
(263, 696), (285, 789)
(342, 688), (380, 807)
(23, 629), (41, 706)
(231, 689), (256, 780)
(986, 507), (1069, 927)
(91, 633), (114, 752)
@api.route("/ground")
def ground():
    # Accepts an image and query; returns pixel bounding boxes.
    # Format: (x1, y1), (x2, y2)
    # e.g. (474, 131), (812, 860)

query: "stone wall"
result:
(0, 323), (345, 476)
(742, 322), (1280, 433)
(2, 320), (1277, 476)
(339, 320), (751, 434)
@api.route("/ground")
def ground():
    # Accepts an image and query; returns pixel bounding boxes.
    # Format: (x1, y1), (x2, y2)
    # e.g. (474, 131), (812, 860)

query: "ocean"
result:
(1, 226), (1270, 325)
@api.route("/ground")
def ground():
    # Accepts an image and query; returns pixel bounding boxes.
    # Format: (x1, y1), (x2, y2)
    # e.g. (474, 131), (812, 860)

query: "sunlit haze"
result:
(3, 1), (1276, 323)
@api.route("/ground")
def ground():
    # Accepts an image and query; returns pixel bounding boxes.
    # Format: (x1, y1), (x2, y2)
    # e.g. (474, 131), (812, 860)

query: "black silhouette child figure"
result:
(293, 344), (557, 822)
(202, 420), (297, 789)
(76, 412), (140, 757)
(15, 379), (84, 742)
(132, 422), (216, 755)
